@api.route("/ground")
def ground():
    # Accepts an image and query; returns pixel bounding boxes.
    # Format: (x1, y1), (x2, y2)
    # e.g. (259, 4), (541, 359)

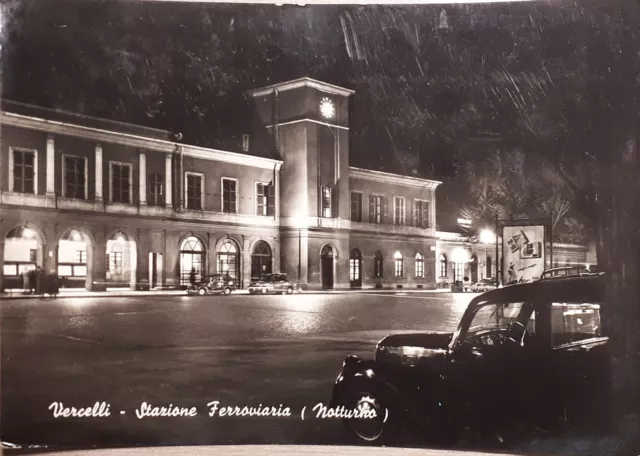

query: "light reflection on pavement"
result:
(1, 291), (476, 449)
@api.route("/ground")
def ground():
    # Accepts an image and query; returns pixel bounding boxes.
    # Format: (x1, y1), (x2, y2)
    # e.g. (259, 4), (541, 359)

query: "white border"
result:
(109, 161), (133, 204)
(61, 154), (88, 199)
(184, 172), (205, 210)
(221, 177), (239, 214)
(350, 166), (441, 189)
(8, 147), (38, 195)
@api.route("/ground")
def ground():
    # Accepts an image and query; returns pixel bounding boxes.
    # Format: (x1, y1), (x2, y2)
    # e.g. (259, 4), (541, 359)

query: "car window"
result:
(467, 302), (535, 335)
(552, 302), (603, 347)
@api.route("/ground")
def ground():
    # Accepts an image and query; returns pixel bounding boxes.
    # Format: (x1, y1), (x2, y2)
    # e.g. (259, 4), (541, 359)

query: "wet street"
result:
(1, 291), (474, 450)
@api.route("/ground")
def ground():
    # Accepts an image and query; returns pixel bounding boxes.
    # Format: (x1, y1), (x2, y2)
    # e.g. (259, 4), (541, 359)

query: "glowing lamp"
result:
(479, 230), (496, 244)
(319, 97), (335, 120)
(451, 247), (471, 264)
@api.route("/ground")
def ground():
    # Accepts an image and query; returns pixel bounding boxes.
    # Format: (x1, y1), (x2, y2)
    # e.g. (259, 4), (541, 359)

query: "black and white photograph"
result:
(1, 0), (639, 455)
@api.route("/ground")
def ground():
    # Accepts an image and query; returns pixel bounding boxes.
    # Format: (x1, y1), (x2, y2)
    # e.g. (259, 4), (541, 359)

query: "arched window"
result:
(251, 241), (272, 278)
(180, 236), (205, 285)
(415, 253), (424, 278)
(349, 249), (362, 283)
(217, 239), (240, 283)
(374, 251), (383, 278)
(439, 254), (447, 278)
(394, 251), (404, 278)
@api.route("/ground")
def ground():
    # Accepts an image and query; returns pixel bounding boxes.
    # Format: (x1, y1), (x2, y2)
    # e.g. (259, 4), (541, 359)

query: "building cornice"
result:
(248, 77), (355, 98)
(349, 167), (442, 189)
(0, 111), (283, 171)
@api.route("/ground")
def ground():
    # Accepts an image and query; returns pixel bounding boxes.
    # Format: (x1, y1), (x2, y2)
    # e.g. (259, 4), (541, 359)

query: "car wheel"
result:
(286, 287), (294, 295)
(223, 287), (231, 296)
(198, 288), (206, 296)
(342, 390), (397, 445)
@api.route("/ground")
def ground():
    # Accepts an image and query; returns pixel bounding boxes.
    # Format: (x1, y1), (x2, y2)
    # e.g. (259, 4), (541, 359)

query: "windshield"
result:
(467, 301), (535, 335)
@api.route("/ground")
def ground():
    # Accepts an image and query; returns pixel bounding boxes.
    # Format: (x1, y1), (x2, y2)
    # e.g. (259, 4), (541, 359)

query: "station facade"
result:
(0, 78), (593, 291)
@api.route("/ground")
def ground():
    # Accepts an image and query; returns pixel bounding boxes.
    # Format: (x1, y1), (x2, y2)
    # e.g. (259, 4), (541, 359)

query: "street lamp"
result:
(479, 229), (496, 279)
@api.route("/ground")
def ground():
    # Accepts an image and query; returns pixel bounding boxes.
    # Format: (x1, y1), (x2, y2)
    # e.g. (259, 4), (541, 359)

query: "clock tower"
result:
(248, 77), (354, 287)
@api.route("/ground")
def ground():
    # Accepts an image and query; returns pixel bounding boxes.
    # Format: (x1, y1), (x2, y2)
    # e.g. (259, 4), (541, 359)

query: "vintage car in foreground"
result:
(331, 275), (611, 444)
(248, 273), (296, 295)
(186, 274), (236, 296)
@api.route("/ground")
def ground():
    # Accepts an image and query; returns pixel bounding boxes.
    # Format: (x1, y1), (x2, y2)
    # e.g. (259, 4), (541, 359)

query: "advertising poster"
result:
(502, 225), (546, 284)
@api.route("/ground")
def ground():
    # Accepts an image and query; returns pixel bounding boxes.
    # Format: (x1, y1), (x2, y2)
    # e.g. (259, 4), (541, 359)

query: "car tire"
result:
(286, 287), (294, 295)
(340, 386), (400, 445)
(198, 288), (206, 296)
(223, 287), (231, 296)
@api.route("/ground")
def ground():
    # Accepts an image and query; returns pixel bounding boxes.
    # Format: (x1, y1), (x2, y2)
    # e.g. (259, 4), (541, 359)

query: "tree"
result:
(459, 148), (588, 243)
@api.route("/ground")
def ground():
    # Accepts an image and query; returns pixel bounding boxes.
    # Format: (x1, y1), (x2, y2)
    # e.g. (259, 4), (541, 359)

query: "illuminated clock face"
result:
(319, 97), (335, 120)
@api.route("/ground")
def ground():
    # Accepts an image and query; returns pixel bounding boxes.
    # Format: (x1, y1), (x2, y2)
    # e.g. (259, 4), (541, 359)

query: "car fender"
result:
(331, 357), (417, 423)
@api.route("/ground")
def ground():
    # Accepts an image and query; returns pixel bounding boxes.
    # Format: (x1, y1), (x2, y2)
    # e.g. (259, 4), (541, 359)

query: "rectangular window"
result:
(110, 162), (132, 203)
(415, 256), (424, 278)
(552, 303), (603, 347)
(369, 195), (382, 224)
(63, 155), (87, 199)
(414, 200), (431, 228)
(185, 173), (203, 210)
(109, 252), (123, 273)
(394, 197), (405, 226)
(75, 250), (87, 263)
(149, 172), (164, 206)
(242, 134), (250, 152)
(453, 263), (464, 281)
(321, 186), (332, 218)
(256, 183), (269, 216)
(350, 192), (362, 222)
(29, 249), (37, 262)
(12, 149), (36, 194)
(222, 178), (238, 213)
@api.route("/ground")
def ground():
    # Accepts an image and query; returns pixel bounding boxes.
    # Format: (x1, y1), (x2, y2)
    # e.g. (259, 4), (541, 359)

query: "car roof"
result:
(469, 275), (606, 309)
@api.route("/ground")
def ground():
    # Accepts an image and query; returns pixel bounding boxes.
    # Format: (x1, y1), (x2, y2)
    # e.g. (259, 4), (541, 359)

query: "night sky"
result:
(2, 0), (635, 230)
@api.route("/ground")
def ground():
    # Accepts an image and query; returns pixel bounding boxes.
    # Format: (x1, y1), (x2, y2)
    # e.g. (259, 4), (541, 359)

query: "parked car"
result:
(470, 278), (497, 293)
(450, 280), (465, 292)
(248, 273), (296, 295)
(330, 274), (610, 445)
(186, 274), (236, 296)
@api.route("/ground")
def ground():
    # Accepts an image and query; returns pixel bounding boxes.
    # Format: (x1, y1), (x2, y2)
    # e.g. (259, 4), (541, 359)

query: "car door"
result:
(549, 301), (611, 430)
(446, 301), (540, 430)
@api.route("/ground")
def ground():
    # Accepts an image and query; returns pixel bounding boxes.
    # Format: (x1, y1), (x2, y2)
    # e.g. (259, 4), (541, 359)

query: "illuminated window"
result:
(415, 253), (424, 278)
(439, 254), (448, 278)
(321, 186), (332, 218)
(349, 249), (362, 282)
(453, 262), (464, 281)
(394, 251), (404, 278)
(109, 252), (123, 274)
(256, 183), (275, 216)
